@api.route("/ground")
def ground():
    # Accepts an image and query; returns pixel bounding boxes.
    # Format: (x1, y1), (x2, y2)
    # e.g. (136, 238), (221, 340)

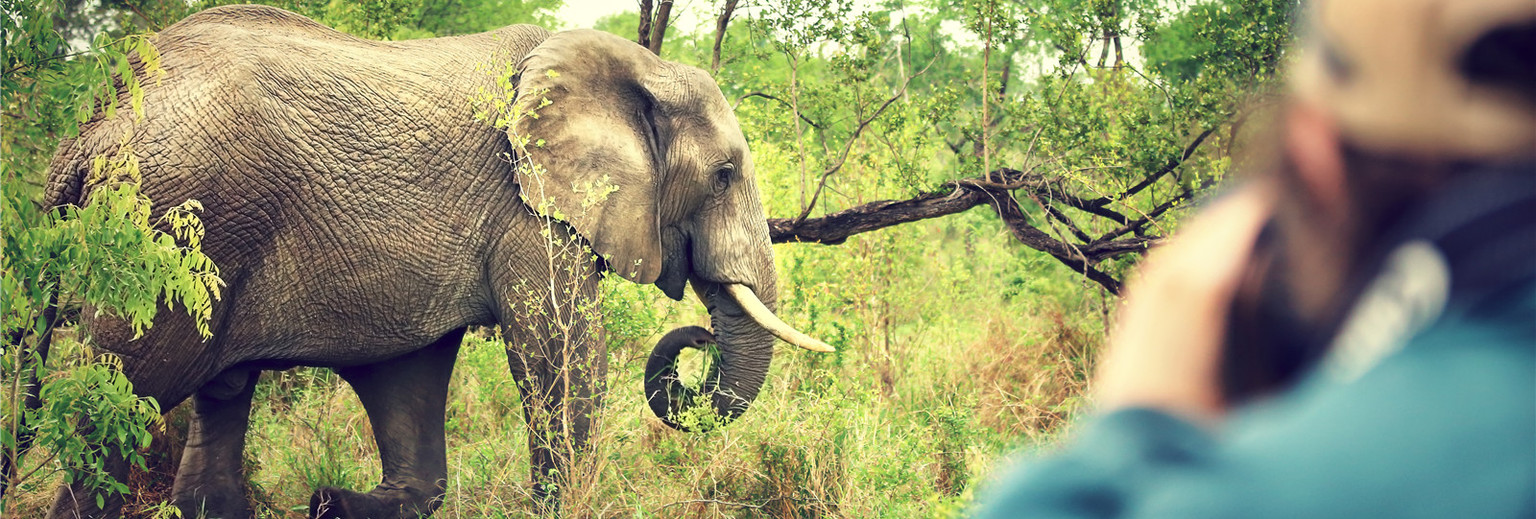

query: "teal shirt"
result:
(976, 285), (1535, 518)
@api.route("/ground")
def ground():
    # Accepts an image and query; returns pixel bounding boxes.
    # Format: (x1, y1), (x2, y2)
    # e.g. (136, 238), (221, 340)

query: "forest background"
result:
(1, 0), (1291, 516)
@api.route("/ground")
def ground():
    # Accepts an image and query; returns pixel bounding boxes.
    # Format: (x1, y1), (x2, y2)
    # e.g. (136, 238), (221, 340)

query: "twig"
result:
(735, 92), (824, 129)
(659, 498), (767, 510)
(1097, 127), (1216, 204)
(793, 56), (938, 223)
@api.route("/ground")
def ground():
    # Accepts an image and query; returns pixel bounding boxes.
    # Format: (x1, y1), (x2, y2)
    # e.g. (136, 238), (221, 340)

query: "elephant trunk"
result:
(645, 279), (816, 431)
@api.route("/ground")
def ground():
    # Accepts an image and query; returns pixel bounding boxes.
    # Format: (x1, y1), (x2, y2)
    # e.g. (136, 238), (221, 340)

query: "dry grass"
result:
(970, 308), (1098, 440)
(8, 220), (1111, 518)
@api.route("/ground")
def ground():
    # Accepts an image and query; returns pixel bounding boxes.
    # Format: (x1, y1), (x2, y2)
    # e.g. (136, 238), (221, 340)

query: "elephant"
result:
(35, 4), (831, 518)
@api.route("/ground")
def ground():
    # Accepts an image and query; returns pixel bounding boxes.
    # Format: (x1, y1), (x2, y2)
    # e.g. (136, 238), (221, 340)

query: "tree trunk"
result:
(710, 0), (739, 72)
(637, 0), (653, 48)
(647, 0), (673, 56)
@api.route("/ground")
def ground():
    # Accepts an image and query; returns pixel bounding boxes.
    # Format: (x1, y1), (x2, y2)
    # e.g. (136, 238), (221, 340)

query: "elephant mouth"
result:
(691, 282), (833, 353)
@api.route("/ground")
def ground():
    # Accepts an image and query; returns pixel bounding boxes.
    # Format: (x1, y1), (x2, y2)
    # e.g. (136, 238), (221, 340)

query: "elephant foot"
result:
(48, 487), (124, 519)
(308, 485), (442, 519)
(174, 491), (253, 519)
(531, 481), (559, 515)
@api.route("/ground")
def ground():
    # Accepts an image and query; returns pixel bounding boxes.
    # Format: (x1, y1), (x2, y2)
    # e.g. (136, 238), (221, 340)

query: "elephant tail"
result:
(0, 287), (58, 498)
(43, 125), (119, 212)
(43, 74), (144, 213)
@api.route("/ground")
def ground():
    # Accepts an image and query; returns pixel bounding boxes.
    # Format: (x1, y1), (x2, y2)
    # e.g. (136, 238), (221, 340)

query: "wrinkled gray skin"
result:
(43, 5), (784, 518)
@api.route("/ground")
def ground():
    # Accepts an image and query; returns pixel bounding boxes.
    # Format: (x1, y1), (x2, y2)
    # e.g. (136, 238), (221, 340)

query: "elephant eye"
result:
(713, 164), (735, 192)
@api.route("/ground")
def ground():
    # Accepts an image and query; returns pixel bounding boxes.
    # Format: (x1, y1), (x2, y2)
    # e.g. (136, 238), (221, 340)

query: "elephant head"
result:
(508, 30), (831, 430)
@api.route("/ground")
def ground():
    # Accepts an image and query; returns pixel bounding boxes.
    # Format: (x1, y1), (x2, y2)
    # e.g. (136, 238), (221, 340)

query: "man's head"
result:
(1220, 0), (1535, 400)
(1272, 0), (1536, 321)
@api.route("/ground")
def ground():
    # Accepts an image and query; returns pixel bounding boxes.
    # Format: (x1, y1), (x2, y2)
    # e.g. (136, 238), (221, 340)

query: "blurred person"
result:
(975, 0), (1535, 517)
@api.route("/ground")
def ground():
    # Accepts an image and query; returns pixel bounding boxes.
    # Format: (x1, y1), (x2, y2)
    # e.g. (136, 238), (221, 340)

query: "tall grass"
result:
(7, 211), (1107, 518)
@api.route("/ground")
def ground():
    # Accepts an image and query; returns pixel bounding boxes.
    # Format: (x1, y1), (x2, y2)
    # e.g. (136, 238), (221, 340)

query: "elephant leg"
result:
(308, 329), (463, 519)
(172, 368), (258, 519)
(47, 336), (208, 518)
(491, 221), (607, 510)
(507, 325), (607, 509)
(46, 451), (131, 519)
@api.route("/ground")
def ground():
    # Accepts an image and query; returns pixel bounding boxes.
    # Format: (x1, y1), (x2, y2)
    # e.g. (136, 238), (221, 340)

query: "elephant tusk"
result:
(724, 284), (836, 353)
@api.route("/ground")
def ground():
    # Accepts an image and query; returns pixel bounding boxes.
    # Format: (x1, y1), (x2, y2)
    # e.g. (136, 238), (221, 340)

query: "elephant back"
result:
(45, 5), (550, 213)
(42, 6), (553, 360)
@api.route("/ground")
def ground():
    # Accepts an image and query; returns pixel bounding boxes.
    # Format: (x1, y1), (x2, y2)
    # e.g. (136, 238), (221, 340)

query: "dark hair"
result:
(1460, 19), (1536, 108)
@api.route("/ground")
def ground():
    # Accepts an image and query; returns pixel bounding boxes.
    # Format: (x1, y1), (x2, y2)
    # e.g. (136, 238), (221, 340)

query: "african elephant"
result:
(38, 5), (830, 518)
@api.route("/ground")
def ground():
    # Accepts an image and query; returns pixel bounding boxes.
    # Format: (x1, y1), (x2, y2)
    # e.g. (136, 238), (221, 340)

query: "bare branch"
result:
(736, 92), (824, 129)
(770, 186), (990, 245)
(1099, 127), (1216, 203)
(988, 196), (1126, 293)
(794, 57), (938, 223)
(767, 167), (1160, 294)
(956, 167), (1130, 224)
(1095, 173), (1220, 243)
(1040, 201), (1093, 243)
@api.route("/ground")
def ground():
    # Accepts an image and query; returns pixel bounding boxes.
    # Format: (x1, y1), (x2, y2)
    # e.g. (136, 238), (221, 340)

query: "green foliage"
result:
(184, 0), (563, 39)
(928, 394), (974, 497)
(2, 0), (221, 512)
(407, 0), (564, 36)
(284, 415), (368, 492)
(1144, 0), (1296, 87)
(716, 0), (1293, 235)
(185, 0), (564, 40)
(25, 354), (161, 505)
(2, 1), (158, 202)
(6, 179), (222, 339)
(599, 274), (677, 354)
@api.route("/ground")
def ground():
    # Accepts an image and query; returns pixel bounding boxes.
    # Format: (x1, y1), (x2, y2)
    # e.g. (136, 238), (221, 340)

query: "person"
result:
(975, 0), (1535, 517)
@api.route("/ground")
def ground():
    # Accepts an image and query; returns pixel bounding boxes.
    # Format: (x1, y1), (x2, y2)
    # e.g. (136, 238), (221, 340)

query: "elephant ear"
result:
(510, 29), (671, 284)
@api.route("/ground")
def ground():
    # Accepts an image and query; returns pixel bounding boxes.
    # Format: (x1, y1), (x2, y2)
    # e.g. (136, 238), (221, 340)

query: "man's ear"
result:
(1284, 100), (1349, 222)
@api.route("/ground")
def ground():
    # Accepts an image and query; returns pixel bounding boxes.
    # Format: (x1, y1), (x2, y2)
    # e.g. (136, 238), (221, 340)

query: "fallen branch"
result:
(768, 186), (989, 245)
(765, 126), (1221, 294)
(767, 168), (1160, 294)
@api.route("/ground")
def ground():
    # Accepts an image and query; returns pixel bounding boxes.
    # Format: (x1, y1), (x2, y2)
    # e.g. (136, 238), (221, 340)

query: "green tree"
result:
(2, 0), (221, 510)
(684, 0), (1297, 293)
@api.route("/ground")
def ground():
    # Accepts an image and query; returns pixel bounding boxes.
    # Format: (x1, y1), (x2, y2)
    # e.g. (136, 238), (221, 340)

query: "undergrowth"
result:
(7, 212), (1106, 518)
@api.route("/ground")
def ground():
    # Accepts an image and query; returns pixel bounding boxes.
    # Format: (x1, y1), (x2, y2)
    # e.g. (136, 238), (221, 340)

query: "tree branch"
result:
(767, 167), (1161, 294)
(988, 195), (1125, 293)
(769, 186), (990, 245)
(1095, 173), (1219, 243)
(736, 92), (824, 129)
(1097, 127), (1215, 204)
(3, 49), (90, 77)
